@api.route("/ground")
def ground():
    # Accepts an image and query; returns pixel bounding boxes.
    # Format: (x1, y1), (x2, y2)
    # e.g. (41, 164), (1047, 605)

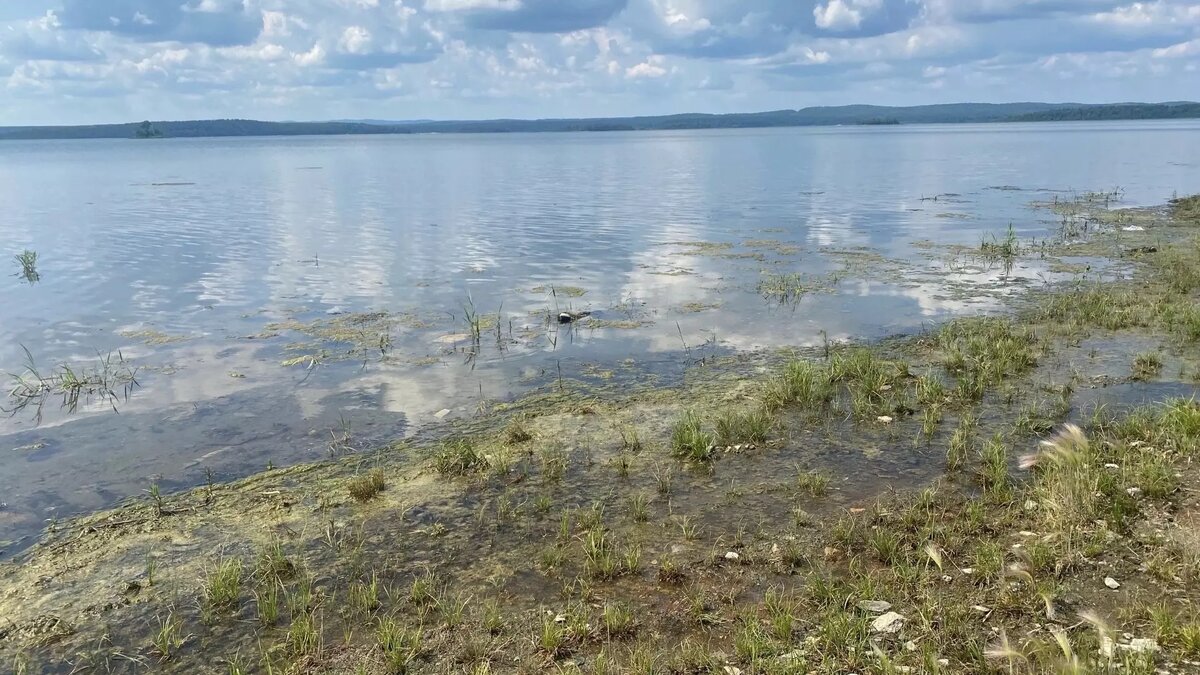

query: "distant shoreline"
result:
(2, 101), (1197, 141)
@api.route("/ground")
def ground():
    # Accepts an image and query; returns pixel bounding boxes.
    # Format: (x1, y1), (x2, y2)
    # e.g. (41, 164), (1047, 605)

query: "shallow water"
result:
(2, 120), (1199, 550)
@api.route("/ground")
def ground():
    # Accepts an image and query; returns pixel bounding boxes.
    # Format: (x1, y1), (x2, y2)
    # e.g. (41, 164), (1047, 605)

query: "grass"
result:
(757, 272), (827, 304)
(434, 438), (489, 475)
(203, 557), (243, 611)
(13, 249), (38, 283)
(796, 469), (830, 496)
(670, 410), (715, 461)
(3, 346), (140, 424)
(151, 611), (185, 660)
(1132, 351), (1164, 380)
(714, 406), (772, 445)
(347, 469), (385, 502)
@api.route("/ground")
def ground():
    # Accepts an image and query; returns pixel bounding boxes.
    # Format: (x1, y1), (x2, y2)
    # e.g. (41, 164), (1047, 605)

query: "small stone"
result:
(973, 605), (991, 613)
(553, 614), (566, 623)
(1099, 636), (1115, 659)
(876, 415), (894, 424)
(904, 640), (918, 652)
(434, 408), (451, 419)
(1121, 638), (1159, 653)
(1105, 463), (1120, 470)
(723, 667), (743, 675)
(937, 659), (949, 667)
(941, 575), (953, 583)
(1018, 531), (1037, 537)
(961, 568), (975, 575)
(1104, 577), (1121, 590)
(1126, 487), (1143, 497)
(724, 551), (740, 561)
(857, 600), (892, 613)
(871, 612), (905, 634)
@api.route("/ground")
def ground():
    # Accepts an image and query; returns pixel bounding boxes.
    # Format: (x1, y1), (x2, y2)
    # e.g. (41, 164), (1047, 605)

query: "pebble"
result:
(876, 415), (894, 424)
(1104, 577), (1121, 589)
(724, 551), (740, 561)
(1126, 487), (1143, 497)
(857, 600), (892, 613)
(871, 612), (905, 634)
(434, 409), (451, 419)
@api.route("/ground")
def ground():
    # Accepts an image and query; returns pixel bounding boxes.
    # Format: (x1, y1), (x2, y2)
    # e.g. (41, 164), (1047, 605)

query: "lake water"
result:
(2, 120), (1199, 552)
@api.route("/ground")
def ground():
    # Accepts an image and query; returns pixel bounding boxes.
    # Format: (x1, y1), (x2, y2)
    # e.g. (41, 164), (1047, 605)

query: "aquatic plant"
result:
(13, 249), (38, 283)
(670, 410), (715, 461)
(3, 346), (140, 424)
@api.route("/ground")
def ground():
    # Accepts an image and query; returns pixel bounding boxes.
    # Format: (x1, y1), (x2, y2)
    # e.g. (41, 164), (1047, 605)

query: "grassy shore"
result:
(2, 196), (1199, 674)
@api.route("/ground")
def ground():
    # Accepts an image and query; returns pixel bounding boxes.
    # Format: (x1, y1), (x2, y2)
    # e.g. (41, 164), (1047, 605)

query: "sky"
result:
(0, 0), (1198, 125)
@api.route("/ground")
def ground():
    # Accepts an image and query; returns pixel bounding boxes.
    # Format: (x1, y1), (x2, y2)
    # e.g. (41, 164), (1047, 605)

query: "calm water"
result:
(2, 120), (1198, 551)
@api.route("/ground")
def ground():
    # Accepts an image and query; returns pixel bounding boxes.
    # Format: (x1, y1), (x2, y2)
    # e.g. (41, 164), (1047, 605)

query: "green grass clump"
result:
(434, 438), (489, 475)
(347, 468), (385, 502)
(671, 410), (715, 461)
(764, 359), (834, 411)
(715, 406), (772, 445)
(938, 318), (1036, 397)
(1131, 351), (1164, 380)
(203, 558), (243, 611)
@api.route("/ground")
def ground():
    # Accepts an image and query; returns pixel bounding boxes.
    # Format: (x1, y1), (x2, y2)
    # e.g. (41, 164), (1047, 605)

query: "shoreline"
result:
(2, 194), (1199, 673)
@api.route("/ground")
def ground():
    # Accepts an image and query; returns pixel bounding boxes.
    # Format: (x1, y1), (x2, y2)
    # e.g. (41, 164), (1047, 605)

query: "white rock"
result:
(1122, 226), (1145, 232)
(904, 640), (918, 652)
(1105, 463), (1120, 470)
(857, 600), (892, 613)
(434, 408), (451, 419)
(1104, 576), (1121, 589)
(961, 568), (975, 575)
(937, 659), (949, 667)
(1100, 636), (1115, 659)
(553, 614), (566, 623)
(1120, 638), (1159, 654)
(723, 667), (743, 675)
(973, 605), (991, 613)
(871, 612), (905, 634)
(941, 575), (953, 583)
(724, 551), (740, 561)
(1126, 487), (1143, 497)
(877, 415), (894, 424)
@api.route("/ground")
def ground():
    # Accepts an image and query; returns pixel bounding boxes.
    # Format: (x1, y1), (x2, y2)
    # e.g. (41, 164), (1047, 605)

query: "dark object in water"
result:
(1126, 246), (1158, 256)
(558, 311), (592, 324)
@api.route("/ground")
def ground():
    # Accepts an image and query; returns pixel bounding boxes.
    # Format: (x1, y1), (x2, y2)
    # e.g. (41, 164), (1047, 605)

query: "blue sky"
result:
(0, 0), (1197, 125)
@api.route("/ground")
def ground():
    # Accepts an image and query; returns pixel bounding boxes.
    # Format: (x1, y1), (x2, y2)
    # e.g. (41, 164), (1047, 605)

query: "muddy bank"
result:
(2, 195), (1200, 674)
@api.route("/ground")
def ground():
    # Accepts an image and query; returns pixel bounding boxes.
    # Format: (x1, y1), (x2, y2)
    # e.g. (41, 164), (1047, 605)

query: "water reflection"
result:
(2, 121), (1199, 550)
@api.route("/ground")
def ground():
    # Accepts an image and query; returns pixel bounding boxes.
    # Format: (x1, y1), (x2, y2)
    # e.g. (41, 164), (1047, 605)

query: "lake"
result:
(2, 120), (1198, 552)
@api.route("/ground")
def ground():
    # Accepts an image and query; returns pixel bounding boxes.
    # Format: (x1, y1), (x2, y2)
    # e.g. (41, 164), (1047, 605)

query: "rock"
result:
(941, 575), (953, 583)
(973, 605), (991, 613)
(961, 568), (975, 575)
(937, 659), (949, 667)
(1121, 638), (1159, 654)
(1104, 577), (1121, 590)
(434, 409), (451, 419)
(724, 551), (740, 561)
(876, 415), (894, 424)
(553, 614), (566, 623)
(723, 668), (743, 675)
(857, 600), (892, 613)
(1122, 225), (1145, 232)
(1099, 636), (1115, 659)
(557, 311), (592, 324)
(1104, 463), (1120, 470)
(1126, 487), (1143, 497)
(871, 612), (905, 634)
(904, 641), (918, 652)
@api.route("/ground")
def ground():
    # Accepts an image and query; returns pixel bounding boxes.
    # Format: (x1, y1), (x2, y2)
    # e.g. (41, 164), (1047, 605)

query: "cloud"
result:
(57, 0), (263, 46)
(0, 0), (1196, 125)
(449, 0), (631, 33)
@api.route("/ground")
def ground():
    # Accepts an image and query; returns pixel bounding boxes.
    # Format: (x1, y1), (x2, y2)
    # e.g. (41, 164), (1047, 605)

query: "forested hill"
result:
(2, 102), (1197, 141)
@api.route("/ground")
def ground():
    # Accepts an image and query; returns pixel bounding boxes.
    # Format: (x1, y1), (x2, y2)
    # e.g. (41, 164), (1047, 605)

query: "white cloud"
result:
(626, 55), (667, 77)
(813, 0), (882, 31)
(338, 25), (373, 53)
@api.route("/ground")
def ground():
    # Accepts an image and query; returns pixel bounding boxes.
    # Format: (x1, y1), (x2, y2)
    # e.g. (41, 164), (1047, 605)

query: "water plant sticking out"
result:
(13, 250), (39, 283)
(3, 346), (140, 424)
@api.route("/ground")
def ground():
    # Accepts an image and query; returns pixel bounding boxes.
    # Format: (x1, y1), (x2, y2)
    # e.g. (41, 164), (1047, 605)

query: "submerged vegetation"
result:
(3, 193), (1200, 673)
